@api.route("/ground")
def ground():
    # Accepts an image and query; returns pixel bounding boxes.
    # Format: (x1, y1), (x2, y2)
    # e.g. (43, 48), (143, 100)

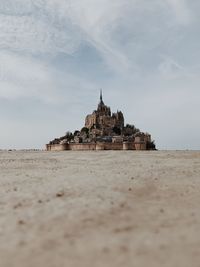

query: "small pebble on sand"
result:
(56, 191), (65, 197)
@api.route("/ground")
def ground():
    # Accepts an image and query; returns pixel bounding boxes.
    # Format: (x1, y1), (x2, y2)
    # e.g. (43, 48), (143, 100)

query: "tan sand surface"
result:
(0, 150), (200, 267)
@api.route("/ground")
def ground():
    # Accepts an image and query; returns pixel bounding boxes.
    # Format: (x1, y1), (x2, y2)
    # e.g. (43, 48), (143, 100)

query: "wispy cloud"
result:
(0, 0), (81, 55)
(166, 0), (191, 25)
(0, 51), (59, 102)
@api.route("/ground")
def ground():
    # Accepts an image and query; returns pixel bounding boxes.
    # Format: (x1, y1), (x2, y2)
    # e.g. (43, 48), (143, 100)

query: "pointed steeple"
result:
(99, 89), (104, 105)
(97, 89), (111, 115)
(100, 89), (103, 103)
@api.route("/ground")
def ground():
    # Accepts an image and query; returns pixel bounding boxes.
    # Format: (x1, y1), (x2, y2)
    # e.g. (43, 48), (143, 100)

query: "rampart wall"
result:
(46, 141), (148, 151)
(46, 144), (68, 151)
(135, 142), (147, 150)
(96, 142), (123, 150)
(68, 143), (96, 151)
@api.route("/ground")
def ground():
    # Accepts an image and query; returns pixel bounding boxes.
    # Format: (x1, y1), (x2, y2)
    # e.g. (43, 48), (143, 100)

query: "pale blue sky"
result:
(0, 0), (200, 149)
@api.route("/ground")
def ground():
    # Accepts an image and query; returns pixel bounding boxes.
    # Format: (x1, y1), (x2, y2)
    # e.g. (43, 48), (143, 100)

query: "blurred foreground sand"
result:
(0, 150), (200, 267)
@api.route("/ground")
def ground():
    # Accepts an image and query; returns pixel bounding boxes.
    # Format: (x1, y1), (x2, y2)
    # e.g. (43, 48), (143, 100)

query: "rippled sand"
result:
(0, 150), (200, 267)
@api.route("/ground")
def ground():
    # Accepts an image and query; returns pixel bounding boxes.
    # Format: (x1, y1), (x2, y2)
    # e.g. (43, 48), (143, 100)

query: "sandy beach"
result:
(0, 150), (200, 267)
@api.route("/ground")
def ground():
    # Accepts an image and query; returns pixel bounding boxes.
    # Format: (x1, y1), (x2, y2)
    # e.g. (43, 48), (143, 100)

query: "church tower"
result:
(97, 90), (111, 116)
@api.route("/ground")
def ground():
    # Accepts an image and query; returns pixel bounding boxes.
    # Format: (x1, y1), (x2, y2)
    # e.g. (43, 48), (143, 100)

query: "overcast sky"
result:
(0, 0), (199, 150)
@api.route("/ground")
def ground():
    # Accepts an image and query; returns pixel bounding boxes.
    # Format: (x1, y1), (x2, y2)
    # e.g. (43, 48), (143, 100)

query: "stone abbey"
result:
(85, 90), (124, 137)
(46, 91), (156, 151)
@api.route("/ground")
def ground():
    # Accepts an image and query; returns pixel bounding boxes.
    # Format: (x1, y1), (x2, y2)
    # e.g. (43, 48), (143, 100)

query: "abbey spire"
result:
(100, 89), (104, 105)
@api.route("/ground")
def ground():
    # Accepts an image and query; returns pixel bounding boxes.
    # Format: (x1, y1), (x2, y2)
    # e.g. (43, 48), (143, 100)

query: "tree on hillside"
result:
(124, 124), (140, 136)
(65, 131), (74, 141)
(113, 126), (121, 135)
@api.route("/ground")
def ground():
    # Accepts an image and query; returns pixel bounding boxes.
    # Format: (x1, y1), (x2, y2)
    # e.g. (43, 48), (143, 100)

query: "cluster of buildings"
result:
(46, 91), (156, 151)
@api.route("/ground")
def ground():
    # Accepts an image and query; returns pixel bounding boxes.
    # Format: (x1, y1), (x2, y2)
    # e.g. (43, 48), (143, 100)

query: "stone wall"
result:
(46, 144), (68, 151)
(135, 142), (147, 150)
(85, 114), (96, 129)
(69, 142), (123, 151)
(46, 141), (147, 151)
(123, 142), (135, 150)
(96, 142), (123, 150)
(68, 143), (96, 151)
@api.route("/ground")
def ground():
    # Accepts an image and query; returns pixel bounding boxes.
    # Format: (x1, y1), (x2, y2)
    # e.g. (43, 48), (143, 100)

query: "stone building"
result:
(46, 91), (156, 151)
(85, 90), (124, 137)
